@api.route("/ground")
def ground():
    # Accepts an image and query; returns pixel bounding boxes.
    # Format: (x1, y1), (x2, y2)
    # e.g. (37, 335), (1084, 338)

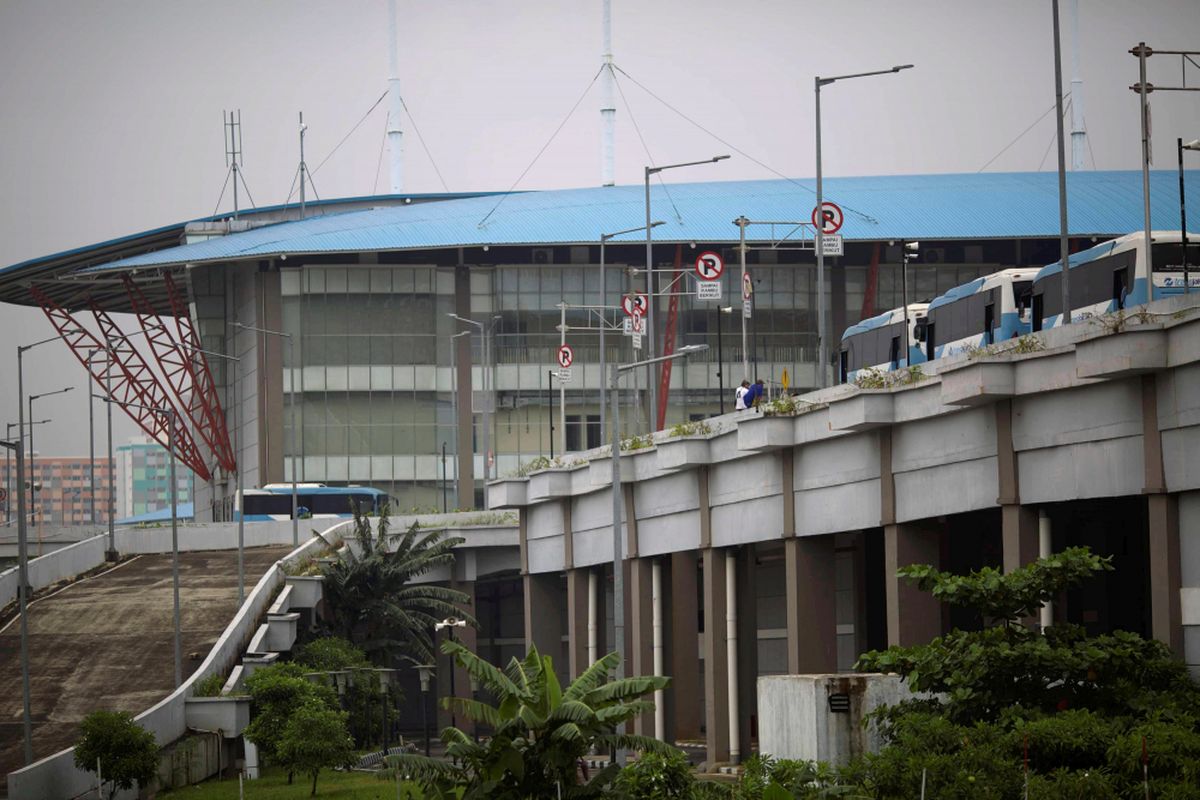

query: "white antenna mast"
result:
(387, 0), (404, 193)
(1069, 0), (1086, 169)
(299, 111), (308, 218)
(600, 0), (615, 187)
(224, 110), (244, 218)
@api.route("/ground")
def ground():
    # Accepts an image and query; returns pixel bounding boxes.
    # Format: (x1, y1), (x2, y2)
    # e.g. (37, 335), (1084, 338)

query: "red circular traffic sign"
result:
(812, 201), (844, 234)
(694, 251), (725, 281)
(621, 293), (649, 317)
(557, 344), (574, 368)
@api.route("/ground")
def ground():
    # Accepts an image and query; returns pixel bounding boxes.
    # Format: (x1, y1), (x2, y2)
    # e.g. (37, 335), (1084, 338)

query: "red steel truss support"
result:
(123, 274), (236, 473)
(656, 245), (684, 432)
(29, 285), (212, 481)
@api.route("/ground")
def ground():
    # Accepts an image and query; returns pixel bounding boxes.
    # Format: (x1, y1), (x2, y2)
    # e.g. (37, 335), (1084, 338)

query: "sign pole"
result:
(559, 302), (567, 456)
(738, 217), (749, 382)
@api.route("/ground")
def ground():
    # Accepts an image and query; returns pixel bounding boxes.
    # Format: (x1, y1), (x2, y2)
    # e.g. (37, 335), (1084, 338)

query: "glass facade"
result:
(278, 248), (1006, 510)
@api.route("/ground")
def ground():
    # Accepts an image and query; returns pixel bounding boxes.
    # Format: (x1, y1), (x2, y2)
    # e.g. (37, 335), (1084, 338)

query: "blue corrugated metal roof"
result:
(36, 170), (1200, 274)
(116, 502), (194, 525)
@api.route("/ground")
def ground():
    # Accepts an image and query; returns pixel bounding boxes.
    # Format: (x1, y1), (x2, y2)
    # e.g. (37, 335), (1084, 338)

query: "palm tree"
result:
(387, 640), (673, 799)
(321, 506), (477, 665)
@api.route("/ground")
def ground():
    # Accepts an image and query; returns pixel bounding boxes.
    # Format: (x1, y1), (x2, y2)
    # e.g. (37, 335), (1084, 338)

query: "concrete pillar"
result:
(884, 523), (942, 646)
(255, 268), (284, 483)
(669, 550), (701, 741)
(1001, 505), (1039, 575)
(785, 535), (837, 674)
(566, 568), (591, 678)
(1148, 493), (1182, 656)
(1142, 374), (1182, 656)
(454, 261), (474, 506)
(524, 572), (562, 656)
(628, 557), (655, 736)
(588, 570), (599, 666)
(734, 547), (758, 763)
(702, 547), (730, 766)
(1180, 492), (1200, 679)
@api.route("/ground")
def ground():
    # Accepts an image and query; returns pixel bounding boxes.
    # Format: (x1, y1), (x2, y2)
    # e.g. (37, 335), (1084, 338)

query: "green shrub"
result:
(192, 672), (225, 698)
(1026, 767), (1119, 800)
(615, 748), (695, 799)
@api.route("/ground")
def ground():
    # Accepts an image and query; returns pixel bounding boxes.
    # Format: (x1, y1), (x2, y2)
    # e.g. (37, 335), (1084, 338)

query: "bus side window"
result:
(839, 349), (849, 383)
(983, 302), (995, 345)
(925, 322), (936, 361)
(889, 335), (900, 369)
(1032, 294), (1043, 331)
(1113, 267), (1129, 309)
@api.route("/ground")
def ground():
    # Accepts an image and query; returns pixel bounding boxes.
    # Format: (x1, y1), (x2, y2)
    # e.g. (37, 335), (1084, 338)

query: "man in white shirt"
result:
(734, 380), (751, 410)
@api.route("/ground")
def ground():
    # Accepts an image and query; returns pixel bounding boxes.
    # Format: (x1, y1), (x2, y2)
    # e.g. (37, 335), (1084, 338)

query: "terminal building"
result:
(2, 170), (1191, 518)
(2, 169), (1199, 764)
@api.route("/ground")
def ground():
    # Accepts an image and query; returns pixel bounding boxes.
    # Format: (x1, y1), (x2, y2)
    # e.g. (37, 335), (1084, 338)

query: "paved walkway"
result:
(0, 546), (291, 796)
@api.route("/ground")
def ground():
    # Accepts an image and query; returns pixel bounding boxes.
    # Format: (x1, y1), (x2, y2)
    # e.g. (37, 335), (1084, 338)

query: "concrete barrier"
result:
(758, 673), (916, 766)
(6, 520), (352, 800)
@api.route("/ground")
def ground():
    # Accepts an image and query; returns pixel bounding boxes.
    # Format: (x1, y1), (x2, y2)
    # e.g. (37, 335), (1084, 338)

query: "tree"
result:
(294, 635), (405, 750)
(387, 641), (673, 799)
(277, 702), (355, 796)
(852, 546), (1200, 797)
(243, 662), (338, 782)
(321, 506), (477, 665)
(294, 635), (370, 672)
(74, 710), (159, 795)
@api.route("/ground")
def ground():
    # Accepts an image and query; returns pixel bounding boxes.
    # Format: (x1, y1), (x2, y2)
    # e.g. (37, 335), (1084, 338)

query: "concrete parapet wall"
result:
(758, 673), (915, 766)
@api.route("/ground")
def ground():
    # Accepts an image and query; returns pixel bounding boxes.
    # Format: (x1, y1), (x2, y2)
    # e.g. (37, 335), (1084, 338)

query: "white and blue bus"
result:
(235, 484), (390, 521)
(922, 267), (1040, 361)
(838, 303), (929, 383)
(1030, 231), (1200, 330)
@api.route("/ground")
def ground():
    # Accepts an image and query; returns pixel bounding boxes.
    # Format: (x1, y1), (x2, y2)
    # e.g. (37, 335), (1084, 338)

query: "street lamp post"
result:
(610, 344), (708, 762)
(644, 157), (728, 429)
(187, 345), (244, 602)
(716, 306), (733, 414)
(95, 395), (184, 686)
(901, 242), (919, 357)
(233, 323), (297, 546)
(4, 421), (48, 526)
(28, 386), (73, 527)
(12, 331), (77, 766)
(600, 222), (664, 441)
(0, 438), (33, 765)
(414, 664), (436, 757)
(449, 329), (471, 509)
(815, 65), (912, 387)
(86, 349), (101, 526)
(435, 617), (468, 730)
(1179, 138), (1199, 294)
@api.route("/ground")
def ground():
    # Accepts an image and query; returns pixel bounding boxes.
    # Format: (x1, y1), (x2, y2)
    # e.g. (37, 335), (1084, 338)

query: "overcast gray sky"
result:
(2, 0), (1198, 456)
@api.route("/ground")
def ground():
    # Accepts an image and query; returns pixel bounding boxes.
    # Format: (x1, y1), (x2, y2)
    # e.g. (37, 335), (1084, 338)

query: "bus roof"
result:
(842, 303), (929, 339)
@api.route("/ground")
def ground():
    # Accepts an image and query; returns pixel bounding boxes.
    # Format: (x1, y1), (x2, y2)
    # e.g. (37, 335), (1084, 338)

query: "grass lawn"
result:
(159, 767), (403, 799)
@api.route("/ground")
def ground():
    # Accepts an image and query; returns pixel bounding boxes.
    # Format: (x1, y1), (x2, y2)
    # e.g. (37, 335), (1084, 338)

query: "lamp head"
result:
(893, 64), (914, 72)
(713, 154), (731, 162)
(1184, 139), (1200, 151)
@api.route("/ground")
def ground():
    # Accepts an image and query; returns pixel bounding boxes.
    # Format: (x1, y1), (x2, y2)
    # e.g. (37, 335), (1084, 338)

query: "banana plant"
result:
(385, 641), (673, 799)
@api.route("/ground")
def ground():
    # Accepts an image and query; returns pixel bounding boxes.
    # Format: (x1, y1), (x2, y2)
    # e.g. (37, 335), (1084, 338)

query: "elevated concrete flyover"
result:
(0, 546), (290, 797)
(491, 293), (1200, 770)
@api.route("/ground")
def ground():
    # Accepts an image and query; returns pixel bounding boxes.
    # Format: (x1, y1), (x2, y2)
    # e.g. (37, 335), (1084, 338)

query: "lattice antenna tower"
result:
(224, 110), (245, 218)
